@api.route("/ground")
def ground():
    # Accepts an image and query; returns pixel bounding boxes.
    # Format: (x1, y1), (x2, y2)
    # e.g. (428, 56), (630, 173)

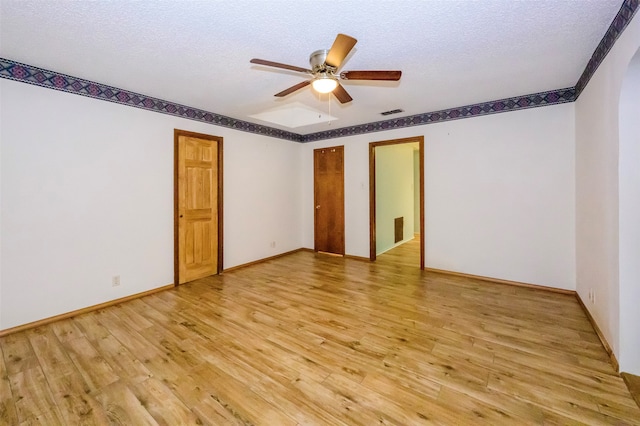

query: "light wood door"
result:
(175, 130), (223, 284)
(314, 146), (345, 255)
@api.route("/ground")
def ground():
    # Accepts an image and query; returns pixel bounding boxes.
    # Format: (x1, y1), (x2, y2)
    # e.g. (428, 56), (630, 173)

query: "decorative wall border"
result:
(305, 0), (639, 142)
(0, 57), (575, 143)
(301, 88), (575, 142)
(575, 0), (639, 97)
(0, 0), (637, 143)
(0, 58), (302, 142)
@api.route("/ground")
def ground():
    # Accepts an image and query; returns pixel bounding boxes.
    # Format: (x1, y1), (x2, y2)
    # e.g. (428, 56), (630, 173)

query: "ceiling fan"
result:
(250, 34), (402, 104)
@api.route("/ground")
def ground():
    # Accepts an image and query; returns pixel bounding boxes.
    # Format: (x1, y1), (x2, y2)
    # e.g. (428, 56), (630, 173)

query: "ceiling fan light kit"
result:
(250, 33), (401, 103)
(311, 75), (338, 94)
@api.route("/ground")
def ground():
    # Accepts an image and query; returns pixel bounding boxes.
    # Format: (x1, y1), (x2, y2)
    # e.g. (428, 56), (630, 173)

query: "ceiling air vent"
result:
(380, 108), (404, 116)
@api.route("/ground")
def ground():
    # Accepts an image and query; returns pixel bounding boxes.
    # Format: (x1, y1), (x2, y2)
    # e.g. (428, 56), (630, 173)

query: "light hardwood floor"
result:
(1, 240), (639, 425)
(377, 235), (422, 268)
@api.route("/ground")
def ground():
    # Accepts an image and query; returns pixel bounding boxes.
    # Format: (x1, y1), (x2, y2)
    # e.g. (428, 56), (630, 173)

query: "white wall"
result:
(619, 48), (640, 375)
(301, 103), (576, 290)
(0, 76), (578, 331)
(0, 79), (301, 330)
(375, 143), (416, 254)
(0, 80), (3, 324)
(223, 131), (302, 265)
(413, 149), (420, 233)
(575, 12), (640, 375)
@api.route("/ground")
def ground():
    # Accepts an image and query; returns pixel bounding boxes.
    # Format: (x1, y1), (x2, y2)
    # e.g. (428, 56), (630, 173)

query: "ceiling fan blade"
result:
(325, 34), (357, 69)
(250, 58), (311, 74)
(274, 80), (311, 97)
(340, 70), (402, 81)
(333, 83), (353, 104)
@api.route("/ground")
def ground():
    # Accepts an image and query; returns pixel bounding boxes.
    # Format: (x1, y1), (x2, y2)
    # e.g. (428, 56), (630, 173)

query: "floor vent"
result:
(394, 217), (404, 243)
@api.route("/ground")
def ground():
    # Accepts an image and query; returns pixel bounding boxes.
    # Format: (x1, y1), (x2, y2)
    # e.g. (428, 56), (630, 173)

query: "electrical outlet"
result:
(112, 275), (120, 287)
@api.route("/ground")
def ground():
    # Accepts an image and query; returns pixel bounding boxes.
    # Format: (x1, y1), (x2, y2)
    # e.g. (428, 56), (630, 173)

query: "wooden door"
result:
(314, 146), (345, 255)
(175, 130), (223, 284)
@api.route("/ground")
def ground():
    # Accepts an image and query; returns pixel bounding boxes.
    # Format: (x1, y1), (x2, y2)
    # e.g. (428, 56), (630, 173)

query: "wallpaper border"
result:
(0, 58), (302, 142)
(0, 0), (637, 143)
(575, 0), (639, 97)
(301, 88), (575, 142)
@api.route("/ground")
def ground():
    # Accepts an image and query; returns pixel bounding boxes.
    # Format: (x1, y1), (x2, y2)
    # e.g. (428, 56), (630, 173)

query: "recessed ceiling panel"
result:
(249, 102), (337, 129)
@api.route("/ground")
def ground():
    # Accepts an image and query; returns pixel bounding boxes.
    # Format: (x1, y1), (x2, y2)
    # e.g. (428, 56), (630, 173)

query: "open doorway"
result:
(369, 136), (425, 269)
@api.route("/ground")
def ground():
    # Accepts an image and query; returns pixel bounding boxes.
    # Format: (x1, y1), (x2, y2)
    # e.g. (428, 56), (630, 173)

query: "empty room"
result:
(1, 0), (640, 424)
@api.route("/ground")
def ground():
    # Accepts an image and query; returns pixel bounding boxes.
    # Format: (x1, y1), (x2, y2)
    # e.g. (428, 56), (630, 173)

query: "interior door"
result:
(175, 130), (223, 284)
(314, 146), (345, 255)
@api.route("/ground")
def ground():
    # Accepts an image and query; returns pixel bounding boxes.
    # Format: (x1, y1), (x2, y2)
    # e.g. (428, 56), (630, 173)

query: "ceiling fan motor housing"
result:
(309, 49), (336, 75)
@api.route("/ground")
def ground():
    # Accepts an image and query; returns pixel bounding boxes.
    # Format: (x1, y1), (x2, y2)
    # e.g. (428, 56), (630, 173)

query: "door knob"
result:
(316, 205), (320, 209)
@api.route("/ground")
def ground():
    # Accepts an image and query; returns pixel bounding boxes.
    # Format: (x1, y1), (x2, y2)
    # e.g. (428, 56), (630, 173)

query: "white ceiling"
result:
(0, 0), (623, 135)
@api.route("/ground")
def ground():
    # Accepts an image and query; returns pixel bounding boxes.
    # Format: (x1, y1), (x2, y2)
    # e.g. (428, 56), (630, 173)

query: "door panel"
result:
(176, 130), (223, 284)
(314, 146), (345, 255)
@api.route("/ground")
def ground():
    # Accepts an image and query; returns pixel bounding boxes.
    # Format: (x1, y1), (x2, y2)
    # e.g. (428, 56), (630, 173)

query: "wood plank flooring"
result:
(1, 241), (639, 425)
(623, 373), (640, 411)
(377, 234), (421, 268)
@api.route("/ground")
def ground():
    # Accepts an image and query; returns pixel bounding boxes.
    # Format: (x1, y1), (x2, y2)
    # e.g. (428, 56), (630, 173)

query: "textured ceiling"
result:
(0, 0), (623, 135)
